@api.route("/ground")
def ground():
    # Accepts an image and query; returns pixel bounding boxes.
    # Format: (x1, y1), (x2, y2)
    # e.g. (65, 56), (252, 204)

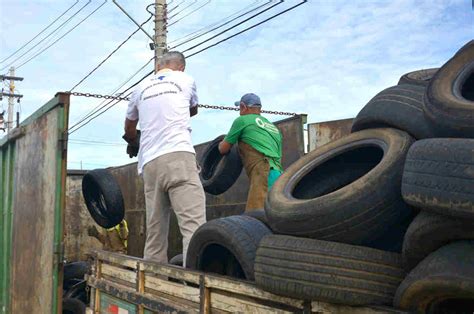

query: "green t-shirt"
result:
(224, 114), (283, 171)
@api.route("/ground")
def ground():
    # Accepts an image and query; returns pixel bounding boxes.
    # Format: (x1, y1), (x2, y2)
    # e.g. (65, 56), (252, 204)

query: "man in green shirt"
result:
(218, 93), (283, 211)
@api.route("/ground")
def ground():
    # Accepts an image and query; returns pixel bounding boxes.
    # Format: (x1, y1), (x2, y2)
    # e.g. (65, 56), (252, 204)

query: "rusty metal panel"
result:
(197, 114), (307, 218)
(64, 171), (103, 262)
(64, 115), (306, 262)
(109, 164), (183, 259)
(0, 93), (69, 314)
(308, 118), (354, 151)
(107, 163), (147, 258)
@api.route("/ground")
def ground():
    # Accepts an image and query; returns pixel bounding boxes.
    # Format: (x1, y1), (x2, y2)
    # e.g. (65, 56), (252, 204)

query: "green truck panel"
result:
(0, 93), (70, 314)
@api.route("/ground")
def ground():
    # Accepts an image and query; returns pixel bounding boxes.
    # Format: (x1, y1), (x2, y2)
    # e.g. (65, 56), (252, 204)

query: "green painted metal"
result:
(0, 93), (69, 314)
(101, 293), (138, 314)
(51, 105), (67, 314)
(0, 143), (14, 314)
(0, 94), (62, 147)
(0, 147), (4, 312)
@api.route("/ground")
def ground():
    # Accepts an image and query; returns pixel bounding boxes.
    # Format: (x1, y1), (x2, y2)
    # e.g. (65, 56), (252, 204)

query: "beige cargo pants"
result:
(142, 152), (206, 266)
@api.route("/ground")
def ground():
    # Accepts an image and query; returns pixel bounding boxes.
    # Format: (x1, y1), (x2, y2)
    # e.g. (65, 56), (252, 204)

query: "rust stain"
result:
(309, 118), (354, 151)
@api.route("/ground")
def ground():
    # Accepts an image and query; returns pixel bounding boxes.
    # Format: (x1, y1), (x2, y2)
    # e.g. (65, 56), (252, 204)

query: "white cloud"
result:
(0, 0), (472, 169)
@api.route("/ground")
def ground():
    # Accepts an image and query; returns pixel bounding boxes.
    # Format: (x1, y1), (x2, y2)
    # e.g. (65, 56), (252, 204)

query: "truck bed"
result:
(87, 250), (406, 313)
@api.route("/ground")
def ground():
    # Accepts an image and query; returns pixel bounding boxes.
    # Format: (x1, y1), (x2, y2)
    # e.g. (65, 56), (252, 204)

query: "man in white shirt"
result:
(124, 51), (206, 265)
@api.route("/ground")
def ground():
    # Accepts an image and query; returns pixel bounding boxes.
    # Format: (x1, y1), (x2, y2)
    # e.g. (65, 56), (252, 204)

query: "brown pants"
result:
(238, 142), (270, 211)
(104, 230), (127, 254)
(143, 152), (206, 265)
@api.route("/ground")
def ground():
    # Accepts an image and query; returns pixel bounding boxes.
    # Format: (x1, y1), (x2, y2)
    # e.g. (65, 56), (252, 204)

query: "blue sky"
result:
(0, 0), (472, 170)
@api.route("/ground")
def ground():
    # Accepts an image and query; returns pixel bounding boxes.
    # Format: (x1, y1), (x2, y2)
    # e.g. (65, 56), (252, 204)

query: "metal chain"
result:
(68, 91), (299, 116)
(70, 91), (131, 102)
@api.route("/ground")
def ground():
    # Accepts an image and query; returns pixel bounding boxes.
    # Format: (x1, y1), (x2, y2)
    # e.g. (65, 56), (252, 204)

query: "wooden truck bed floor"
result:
(87, 250), (407, 314)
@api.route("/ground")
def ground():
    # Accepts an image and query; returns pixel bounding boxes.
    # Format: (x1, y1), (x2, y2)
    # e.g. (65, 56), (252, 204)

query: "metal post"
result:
(7, 67), (14, 132)
(0, 69), (23, 133)
(154, 0), (167, 73)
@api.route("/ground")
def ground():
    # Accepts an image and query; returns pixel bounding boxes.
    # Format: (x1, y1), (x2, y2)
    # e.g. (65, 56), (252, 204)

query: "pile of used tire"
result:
(187, 40), (474, 312)
(62, 261), (90, 314)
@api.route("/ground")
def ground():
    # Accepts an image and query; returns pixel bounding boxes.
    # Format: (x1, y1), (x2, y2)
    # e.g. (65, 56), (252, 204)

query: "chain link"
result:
(68, 91), (300, 116)
(70, 91), (131, 102)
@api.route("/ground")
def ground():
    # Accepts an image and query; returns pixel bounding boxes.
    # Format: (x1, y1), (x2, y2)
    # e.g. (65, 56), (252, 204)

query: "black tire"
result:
(402, 138), (474, 219)
(394, 241), (474, 313)
(265, 128), (414, 245)
(62, 297), (86, 314)
(424, 40), (474, 137)
(364, 210), (415, 253)
(402, 211), (474, 271)
(254, 235), (405, 306)
(200, 135), (243, 195)
(64, 280), (88, 305)
(242, 210), (269, 228)
(186, 216), (271, 281)
(82, 168), (125, 228)
(169, 254), (183, 267)
(63, 261), (89, 281)
(351, 85), (434, 139)
(398, 68), (439, 87)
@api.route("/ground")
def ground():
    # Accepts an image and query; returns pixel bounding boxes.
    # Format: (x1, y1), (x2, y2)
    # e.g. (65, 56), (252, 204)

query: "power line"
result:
(168, 0), (197, 20)
(68, 57), (154, 133)
(70, 137), (124, 144)
(69, 139), (125, 146)
(68, 65), (156, 135)
(185, 1), (307, 58)
(68, 1), (307, 135)
(180, 0), (284, 54)
(15, 0), (107, 71)
(1, 0), (92, 72)
(167, 0), (211, 27)
(170, 0), (272, 49)
(68, 160), (110, 167)
(168, 0), (185, 14)
(69, 14), (154, 91)
(0, 1), (80, 64)
(168, 0), (263, 45)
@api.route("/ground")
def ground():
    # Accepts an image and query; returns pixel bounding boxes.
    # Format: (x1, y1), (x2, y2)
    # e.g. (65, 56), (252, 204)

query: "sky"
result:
(0, 0), (473, 170)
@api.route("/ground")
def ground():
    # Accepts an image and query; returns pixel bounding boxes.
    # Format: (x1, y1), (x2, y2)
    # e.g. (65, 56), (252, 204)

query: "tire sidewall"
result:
(266, 129), (414, 236)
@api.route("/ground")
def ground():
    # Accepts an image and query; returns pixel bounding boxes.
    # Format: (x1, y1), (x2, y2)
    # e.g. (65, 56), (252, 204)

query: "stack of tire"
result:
(184, 40), (474, 311)
(62, 261), (90, 314)
(251, 40), (474, 312)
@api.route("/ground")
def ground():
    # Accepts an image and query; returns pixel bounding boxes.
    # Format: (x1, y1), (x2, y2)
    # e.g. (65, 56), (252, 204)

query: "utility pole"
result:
(111, 1), (167, 74)
(154, 0), (167, 73)
(0, 67), (23, 132)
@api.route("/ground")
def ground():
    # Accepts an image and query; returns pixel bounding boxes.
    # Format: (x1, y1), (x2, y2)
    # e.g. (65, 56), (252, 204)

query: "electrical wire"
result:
(180, 0), (283, 54)
(68, 57), (154, 133)
(170, 0), (272, 49)
(70, 137), (124, 144)
(68, 92), (131, 135)
(145, 2), (156, 16)
(68, 160), (110, 167)
(15, 0), (107, 71)
(167, 0), (197, 20)
(167, 0), (185, 15)
(168, 0), (263, 45)
(69, 139), (125, 146)
(185, 1), (307, 58)
(68, 1), (308, 135)
(69, 14), (154, 91)
(1, 0), (92, 72)
(0, 1), (80, 64)
(167, 0), (211, 27)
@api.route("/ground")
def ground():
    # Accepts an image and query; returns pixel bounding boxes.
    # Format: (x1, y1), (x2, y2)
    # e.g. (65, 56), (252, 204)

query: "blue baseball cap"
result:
(234, 93), (262, 107)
